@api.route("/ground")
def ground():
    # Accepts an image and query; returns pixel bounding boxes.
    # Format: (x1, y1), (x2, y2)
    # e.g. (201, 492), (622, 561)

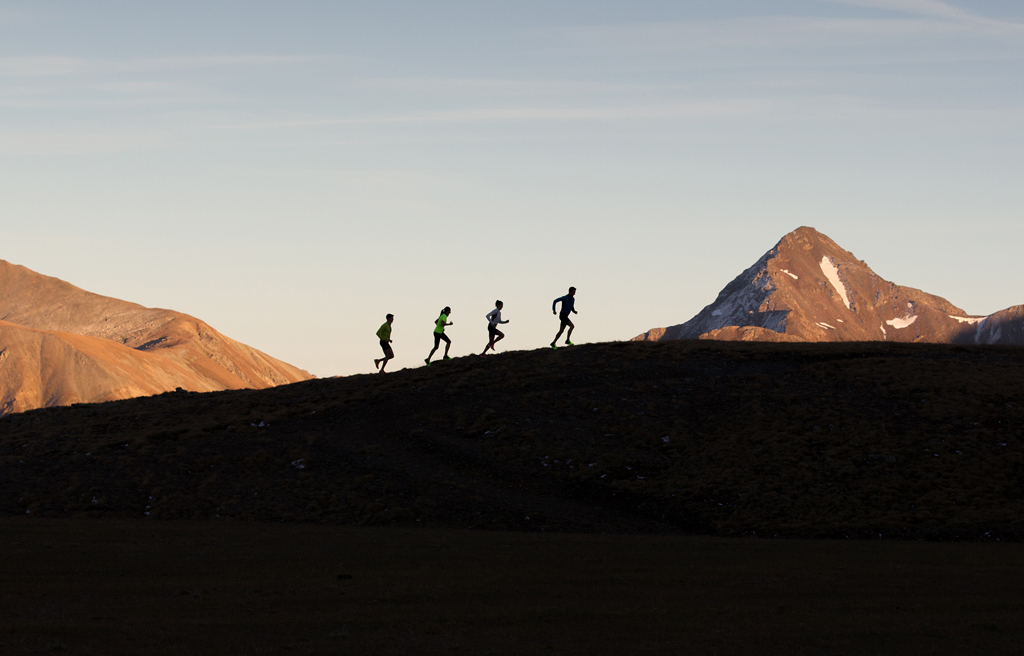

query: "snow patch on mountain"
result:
(819, 257), (850, 309)
(950, 315), (985, 325)
(816, 322), (836, 330)
(781, 269), (798, 280)
(886, 316), (918, 329)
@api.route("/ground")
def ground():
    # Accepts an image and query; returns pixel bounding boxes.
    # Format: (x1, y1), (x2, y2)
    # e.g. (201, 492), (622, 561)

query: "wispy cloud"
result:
(0, 57), (89, 76)
(126, 55), (320, 70)
(820, 0), (980, 19)
(538, 2), (1024, 56)
(211, 100), (774, 130)
(95, 81), (175, 93)
(0, 81), (224, 109)
(0, 54), (317, 77)
(229, 165), (457, 189)
(549, 16), (1008, 53)
(366, 77), (668, 95)
(203, 95), (1024, 134)
(0, 130), (170, 155)
(817, 0), (1024, 32)
(0, 6), (45, 26)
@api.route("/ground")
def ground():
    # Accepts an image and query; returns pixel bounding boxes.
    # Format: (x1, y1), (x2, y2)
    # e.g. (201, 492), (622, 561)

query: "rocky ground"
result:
(2, 340), (1022, 540)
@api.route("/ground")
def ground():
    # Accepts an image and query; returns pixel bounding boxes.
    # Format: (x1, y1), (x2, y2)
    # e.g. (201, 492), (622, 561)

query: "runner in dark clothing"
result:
(551, 287), (577, 349)
(374, 313), (394, 373)
(425, 306), (453, 365)
(480, 300), (509, 356)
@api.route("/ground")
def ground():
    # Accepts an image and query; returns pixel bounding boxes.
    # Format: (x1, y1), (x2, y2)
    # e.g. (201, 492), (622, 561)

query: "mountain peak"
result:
(634, 228), (1022, 346)
(782, 225), (826, 242)
(776, 226), (852, 257)
(0, 259), (312, 415)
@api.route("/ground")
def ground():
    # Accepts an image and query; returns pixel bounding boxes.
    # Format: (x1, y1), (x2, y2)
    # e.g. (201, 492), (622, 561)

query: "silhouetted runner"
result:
(425, 306), (453, 365)
(374, 314), (394, 373)
(551, 286), (577, 349)
(480, 300), (509, 356)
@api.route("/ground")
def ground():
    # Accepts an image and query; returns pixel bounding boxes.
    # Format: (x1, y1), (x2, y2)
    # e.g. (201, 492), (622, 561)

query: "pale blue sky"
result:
(2, 0), (1022, 376)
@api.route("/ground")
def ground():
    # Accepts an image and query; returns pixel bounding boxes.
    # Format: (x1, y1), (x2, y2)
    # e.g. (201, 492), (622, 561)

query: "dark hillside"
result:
(2, 341), (1023, 540)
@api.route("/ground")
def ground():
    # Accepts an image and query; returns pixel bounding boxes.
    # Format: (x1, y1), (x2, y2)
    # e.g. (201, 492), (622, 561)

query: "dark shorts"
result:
(379, 340), (393, 358)
(488, 323), (503, 336)
(559, 313), (573, 327)
(433, 332), (450, 347)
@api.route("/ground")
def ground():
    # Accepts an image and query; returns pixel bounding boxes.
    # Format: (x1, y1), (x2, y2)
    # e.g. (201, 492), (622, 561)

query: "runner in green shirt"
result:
(374, 314), (394, 373)
(425, 306), (453, 366)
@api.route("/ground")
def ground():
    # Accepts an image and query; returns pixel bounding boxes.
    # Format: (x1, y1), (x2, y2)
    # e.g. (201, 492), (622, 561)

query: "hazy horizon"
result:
(3, 1), (1022, 376)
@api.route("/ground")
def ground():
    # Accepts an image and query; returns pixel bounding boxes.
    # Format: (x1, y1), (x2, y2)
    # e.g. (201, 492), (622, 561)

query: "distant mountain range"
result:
(634, 227), (1024, 345)
(0, 259), (312, 415)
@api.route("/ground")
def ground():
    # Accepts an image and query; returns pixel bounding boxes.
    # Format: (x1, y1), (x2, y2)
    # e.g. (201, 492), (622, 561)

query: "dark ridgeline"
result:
(2, 339), (1022, 541)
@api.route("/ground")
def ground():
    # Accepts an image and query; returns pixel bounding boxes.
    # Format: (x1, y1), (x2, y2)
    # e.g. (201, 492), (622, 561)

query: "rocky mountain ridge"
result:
(0, 259), (312, 415)
(634, 227), (1024, 346)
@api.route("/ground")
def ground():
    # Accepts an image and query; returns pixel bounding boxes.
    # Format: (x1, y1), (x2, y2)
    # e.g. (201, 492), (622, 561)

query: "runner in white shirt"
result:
(480, 300), (509, 356)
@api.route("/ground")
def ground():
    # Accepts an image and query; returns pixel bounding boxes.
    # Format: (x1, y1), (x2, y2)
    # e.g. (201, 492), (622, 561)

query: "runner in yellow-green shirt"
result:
(374, 314), (394, 373)
(425, 306), (453, 366)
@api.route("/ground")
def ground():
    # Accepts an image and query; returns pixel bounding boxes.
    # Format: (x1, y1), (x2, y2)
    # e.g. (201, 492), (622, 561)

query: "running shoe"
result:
(550, 342), (557, 349)
(444, 356), (452, 360)
(424, 359), (431, 366)
(565, 341), (574, 346)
